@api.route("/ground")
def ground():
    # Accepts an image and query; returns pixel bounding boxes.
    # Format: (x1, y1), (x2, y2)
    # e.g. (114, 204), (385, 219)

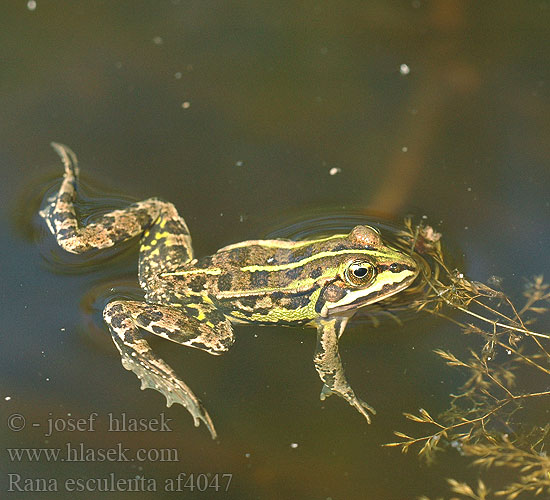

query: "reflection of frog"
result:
(41, 143), (418, 438)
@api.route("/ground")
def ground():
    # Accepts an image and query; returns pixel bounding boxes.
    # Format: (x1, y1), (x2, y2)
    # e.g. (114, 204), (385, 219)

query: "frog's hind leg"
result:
(103, 300), (234, 439)
(40, 142), (173, 255)
(137, 201), (194, 293)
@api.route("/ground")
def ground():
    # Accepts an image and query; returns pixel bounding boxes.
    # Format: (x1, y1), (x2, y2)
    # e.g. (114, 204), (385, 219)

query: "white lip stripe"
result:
(329, 270), (415, 308)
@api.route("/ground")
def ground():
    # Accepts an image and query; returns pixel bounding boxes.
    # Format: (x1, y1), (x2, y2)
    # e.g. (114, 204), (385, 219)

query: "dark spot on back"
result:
(283, 268), (302, 281)
(250, 270), (269, 288)
(238, 297), (258, 309)
(198, 256), (213, 268)
(310, 267), (322, 279)
(189, 275), (207, 292)
(288, 245), (313, 263)
(184, 306), (200, 318)
(287, 294), (310, 310)
(227, 247), (249, 266)
(218, 273), (233, 291)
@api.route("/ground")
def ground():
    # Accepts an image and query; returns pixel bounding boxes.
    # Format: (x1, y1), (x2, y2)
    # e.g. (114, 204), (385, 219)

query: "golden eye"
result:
(345, 260), (376, 286)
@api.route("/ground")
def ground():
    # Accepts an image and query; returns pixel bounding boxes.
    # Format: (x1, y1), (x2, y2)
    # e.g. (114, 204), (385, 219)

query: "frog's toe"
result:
(118, 347), (218, 439)
(50, 142), (80, 178)
(320, 383), (376, 423)
(159, 379), (217, 440)
(350, 397), (376, 424)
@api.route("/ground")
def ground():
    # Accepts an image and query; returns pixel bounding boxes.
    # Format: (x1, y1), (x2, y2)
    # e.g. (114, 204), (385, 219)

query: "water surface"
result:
(1, 2), (549, 499)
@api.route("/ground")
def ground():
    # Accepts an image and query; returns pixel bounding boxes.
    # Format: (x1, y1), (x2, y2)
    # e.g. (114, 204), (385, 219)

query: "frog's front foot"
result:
(315, 318), (376, 424)
(320, 384), (376, 423)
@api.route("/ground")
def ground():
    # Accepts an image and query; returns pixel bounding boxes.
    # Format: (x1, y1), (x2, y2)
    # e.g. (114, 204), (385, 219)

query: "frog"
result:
(40, 143), (419, 439)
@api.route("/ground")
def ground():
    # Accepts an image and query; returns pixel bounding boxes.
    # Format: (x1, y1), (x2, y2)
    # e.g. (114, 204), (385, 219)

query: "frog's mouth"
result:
(325, 273), (418, 317)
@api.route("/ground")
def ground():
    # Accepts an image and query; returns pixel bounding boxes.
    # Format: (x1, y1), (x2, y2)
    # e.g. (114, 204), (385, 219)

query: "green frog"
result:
(40, 143), (419, 439)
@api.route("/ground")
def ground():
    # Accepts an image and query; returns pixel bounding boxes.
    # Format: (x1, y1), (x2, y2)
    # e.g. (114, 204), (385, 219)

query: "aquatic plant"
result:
(385, 218), (550, 500)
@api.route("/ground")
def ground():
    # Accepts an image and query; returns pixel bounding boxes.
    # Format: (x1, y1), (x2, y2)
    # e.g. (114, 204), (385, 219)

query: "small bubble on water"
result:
(400, 64), (410, 75)
(329, 167), (341, 176)
(174, 72), (182, 79)
(5, 396), (11, 401)
(27, 0), (37, 11)
(401, 146), (408, 152)
(290, 442), (299, 449)
(181, 101), (190, 109)
(153, 36), (163, 45)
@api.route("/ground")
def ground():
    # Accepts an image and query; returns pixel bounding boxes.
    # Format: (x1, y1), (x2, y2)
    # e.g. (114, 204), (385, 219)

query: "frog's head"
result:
(315, 225), (418, 318)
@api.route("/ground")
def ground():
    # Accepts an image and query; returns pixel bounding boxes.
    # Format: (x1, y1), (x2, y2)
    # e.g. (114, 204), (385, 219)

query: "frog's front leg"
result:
(103, 300), (234, 439)
(314, 318), (376, 423)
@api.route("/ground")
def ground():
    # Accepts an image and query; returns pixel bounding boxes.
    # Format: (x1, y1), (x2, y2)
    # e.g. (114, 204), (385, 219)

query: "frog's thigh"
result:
(113, 300), (234, 353)
(138, 204), (194, 288)
(314, 318), (375, 423)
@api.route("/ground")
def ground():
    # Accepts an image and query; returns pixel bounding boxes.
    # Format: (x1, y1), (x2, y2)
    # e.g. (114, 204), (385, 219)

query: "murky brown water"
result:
(2, 2), (549, 498)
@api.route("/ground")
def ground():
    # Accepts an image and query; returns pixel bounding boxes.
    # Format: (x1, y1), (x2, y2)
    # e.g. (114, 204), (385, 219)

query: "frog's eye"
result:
(345, 260), (376, 286)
